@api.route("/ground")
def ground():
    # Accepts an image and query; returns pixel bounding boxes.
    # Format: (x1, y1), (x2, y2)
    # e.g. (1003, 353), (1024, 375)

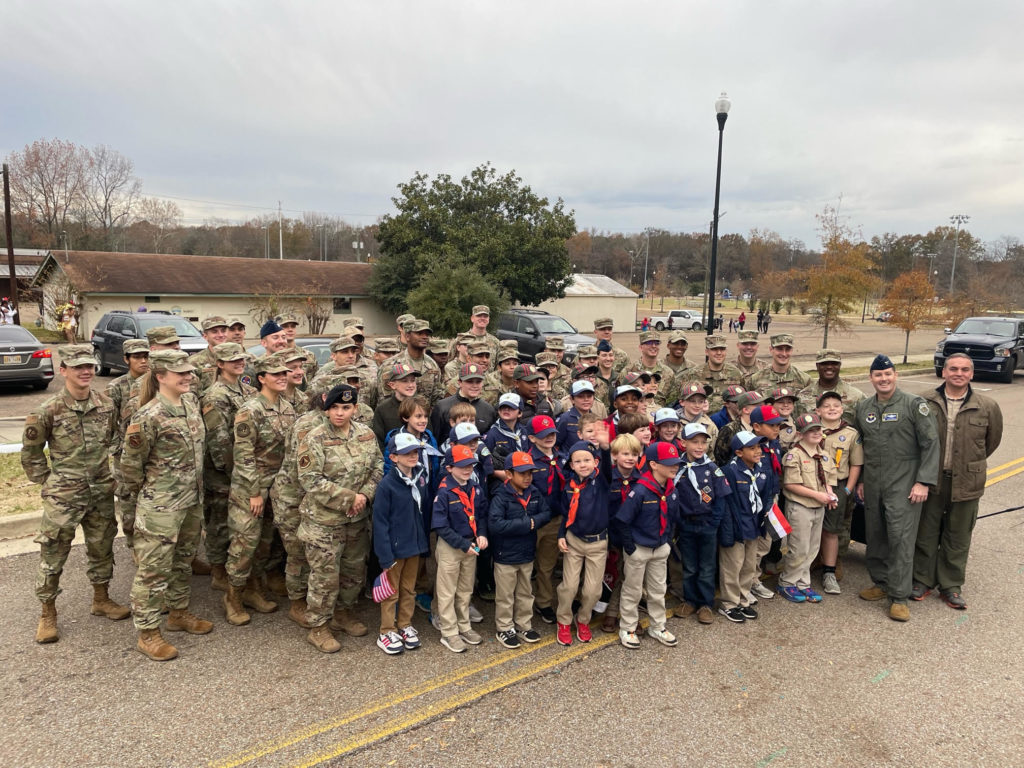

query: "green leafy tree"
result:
(406, 257), (508, 338)
(371, 163), (577, 315)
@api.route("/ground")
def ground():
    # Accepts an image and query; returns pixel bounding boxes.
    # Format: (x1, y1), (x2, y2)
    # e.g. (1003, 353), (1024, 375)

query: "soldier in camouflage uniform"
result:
(544, 336), (574, 397)
(227, 319), (247, 346)
(189, 316), (230, 392)
(223, 355), (297, 626)
(372, 336), (401, 368)
(336, 365), (375, 425)
(462, 305), (502, 369)
(122, 350), (212, 661)
(428, 337), (451, 373)
(622, 330), (676, 407)
(797, 349), (865, 420)
(279, 348), (311, 417)
(380, 318), (442, 407)
(592, 317), (631, 377)
(733, 329), (768, 378)
(663, 331), (699, 379)
(106, 338), (150, 550)
(742, 332), (812, 394)
(535, 351), (567, 403)
(279, 313), (319, 382)
(444, 332), (474, 381)
(200, 342), (256, 590)
(297, 384), (384, 652)
(482, 344), (520, 407)
(23, 344), (128, 644)
(696, 334), (745, 413)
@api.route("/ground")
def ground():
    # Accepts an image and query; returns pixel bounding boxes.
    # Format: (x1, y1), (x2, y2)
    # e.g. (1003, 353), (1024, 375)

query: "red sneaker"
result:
(575, 620), (592, 643)
(556, 622), (573, 646)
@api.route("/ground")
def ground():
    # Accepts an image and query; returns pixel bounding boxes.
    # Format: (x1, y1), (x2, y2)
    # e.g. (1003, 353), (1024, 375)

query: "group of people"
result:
(22, 305), (1002, 661)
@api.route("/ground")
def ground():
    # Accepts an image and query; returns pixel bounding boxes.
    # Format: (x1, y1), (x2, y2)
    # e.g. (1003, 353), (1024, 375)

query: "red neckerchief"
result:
(448, 482), (477, 538)
(565, 467), (599, 527)
(506, 480), (533, 512)
(532, 448), (564, 496)
(636, 471), (674, 535)
(797, 443), (828, 489)
(614, 467), (633, 503)
(768, 445), (782, 476)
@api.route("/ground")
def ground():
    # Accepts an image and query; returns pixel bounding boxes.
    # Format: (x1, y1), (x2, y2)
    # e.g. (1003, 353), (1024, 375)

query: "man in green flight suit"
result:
(854, 354), (939, 622)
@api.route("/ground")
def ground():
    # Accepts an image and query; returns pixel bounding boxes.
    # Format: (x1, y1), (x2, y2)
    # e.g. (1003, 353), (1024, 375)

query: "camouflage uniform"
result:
(622, 358), (675, 407)
(733, 357), (768, 378)
(481, 370), (517, 407)
(383, 349), (441, 407)
(743, 365), (812, 396)
(696, 362), (745, 413)
(798, 378), (865, 421)
(290, 344), (320, 383)
(106, 340), (149, 547)
(297, 417), (383, 627)
(463, 331), (501, 368)
(283, 386), (311, 417)
(23, 378), (118, 602)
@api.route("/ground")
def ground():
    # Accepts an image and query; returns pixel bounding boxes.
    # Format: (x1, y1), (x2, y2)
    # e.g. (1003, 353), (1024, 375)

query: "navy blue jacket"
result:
(559, 449), (612, 539)
(373, 467), (431, 569)
(555, 407), (586, 450)
(431, 472), (489, 553)
(483, 420), (528, 471)
(674, 456), (731, 529)
(383, 426), (442, 519)
(719, 456), (774, 547)
(608, 464), (642, 548)
(710, 406), (731, 429)
(529, 446), (565, 518)
(760, 436), (783, 497)
(614, 471), (681, 553)
(488, 482), (552, 565)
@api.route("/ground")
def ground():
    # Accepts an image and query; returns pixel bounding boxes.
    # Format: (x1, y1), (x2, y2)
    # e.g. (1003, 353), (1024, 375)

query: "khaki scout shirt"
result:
(820, 421), (863, 482)
(782, 442), (838, 506)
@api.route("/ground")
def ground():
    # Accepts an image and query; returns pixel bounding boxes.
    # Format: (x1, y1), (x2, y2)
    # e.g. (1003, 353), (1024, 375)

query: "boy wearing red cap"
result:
(527, 414), (565, 625)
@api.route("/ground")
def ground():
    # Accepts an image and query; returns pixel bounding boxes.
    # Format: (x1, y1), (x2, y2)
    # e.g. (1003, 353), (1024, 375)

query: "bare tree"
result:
(135, 197), (183, 252)
(4, 139), (88, 246)
(83, 145), (142, 249)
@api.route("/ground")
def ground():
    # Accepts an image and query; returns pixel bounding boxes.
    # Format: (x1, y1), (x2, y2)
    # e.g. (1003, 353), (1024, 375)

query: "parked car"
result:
(0, 325), (54, 390)
(496, 309), (595, 362)
(91, 311), (206, 375)
(649, 309), (706, 332)
(295, 337), (332, 367)
(934, 316), (1024, 383)
(876, 311), (893, 323)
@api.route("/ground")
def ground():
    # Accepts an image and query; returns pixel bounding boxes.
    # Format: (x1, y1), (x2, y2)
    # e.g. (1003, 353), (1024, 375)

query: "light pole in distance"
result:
(706, 91), (731, 336)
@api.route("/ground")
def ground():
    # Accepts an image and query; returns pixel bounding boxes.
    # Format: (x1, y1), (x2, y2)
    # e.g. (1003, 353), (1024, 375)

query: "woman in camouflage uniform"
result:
(280, 348), (311, 416)
(122, 350), (212, 661)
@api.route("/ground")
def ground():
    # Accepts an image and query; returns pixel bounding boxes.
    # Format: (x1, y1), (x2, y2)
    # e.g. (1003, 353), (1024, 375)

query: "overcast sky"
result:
(4, 1), (1022, 249)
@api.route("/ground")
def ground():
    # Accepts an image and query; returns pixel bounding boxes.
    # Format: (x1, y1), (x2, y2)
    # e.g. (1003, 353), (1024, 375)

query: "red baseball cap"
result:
(530, 415), (556, 438)
(644, 441), (683, 466)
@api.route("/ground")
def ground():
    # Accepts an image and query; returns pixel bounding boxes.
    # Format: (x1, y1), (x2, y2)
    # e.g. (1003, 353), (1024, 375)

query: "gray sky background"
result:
(4, 1), (1022, 249)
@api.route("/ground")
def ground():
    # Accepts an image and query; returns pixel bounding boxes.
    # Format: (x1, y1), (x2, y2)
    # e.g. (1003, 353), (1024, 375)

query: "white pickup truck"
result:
(648, 309), (706, 331)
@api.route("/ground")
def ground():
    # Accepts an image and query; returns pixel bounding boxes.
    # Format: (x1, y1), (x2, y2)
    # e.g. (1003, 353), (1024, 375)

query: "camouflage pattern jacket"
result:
(232, 393), (296, 499)
(201, 378), (257, 493)
(297, 420), (383, 527)
(270, 409), (326, 529)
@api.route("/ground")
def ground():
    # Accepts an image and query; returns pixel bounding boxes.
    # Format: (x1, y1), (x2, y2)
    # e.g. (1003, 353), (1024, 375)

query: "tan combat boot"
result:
(35, 600), (59, 644)
(306, 625), (341, 653)
(288, 599), (312, 628)
(137, 628), (179, 661)
(859, 585), (887, 602)
(329, 607), (368, 637)
(242, 576), (278, 613)
(889, 603), (910, 622)
(210, 564), (229, 592)
(91, 583), (131, 620)
(191, 557), (212, 576)
(265, 570), (288, 597)
(167, 609), (214, 634)
(223, 584), (252, 626)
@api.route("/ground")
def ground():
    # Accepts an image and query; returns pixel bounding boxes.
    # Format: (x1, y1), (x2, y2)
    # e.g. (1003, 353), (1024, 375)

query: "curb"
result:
(0, 510), (41, 542)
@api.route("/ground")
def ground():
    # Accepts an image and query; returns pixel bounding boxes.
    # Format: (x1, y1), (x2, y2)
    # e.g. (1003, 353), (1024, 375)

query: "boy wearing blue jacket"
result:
(719, 431), (775, 623)
(483, 393), (528, 492)
(488, 452), (552, 649)
(749, 404), (785, 599)
(373, 433), (431, 655)
(527, 414), (564, 625)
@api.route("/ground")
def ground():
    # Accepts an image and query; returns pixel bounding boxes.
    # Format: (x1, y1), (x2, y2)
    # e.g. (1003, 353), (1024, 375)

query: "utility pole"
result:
(642, 228), (651, 299)
(3, 164), (20, 324)
(278, 201), (284, 260)
(949, 213), (969, 295)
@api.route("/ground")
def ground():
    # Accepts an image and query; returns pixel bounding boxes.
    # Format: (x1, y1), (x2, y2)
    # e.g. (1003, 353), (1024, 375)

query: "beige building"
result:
(32, 251), (392, 340)
(526, 273), (637, 333)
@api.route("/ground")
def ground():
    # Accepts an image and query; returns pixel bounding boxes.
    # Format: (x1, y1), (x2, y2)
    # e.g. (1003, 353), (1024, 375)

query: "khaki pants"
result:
(780, 499), (824, 589)
(494, 561), (534, 632)
(619, 543), (670, 633)
(379, 556), (420, 634)
(533, 516), (561, 609)
(718, 539), (759, 610)
(434, 539), (477, 638)
(556, 533), (608, 625)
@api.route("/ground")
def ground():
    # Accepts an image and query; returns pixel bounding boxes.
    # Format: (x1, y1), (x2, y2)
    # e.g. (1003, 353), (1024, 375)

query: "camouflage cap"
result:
(279, 347), (308, 365)
(336, 364), (362, 381)
(705, 334), (728, 349)
(639, 330), (661, 345)
(227, 318), (246, 329)
(374, 337), (401, 354)
(459, 363), (486, 381)
(535, 351), (558, 368)
(496, 347), (520, 364)
(145, 325), (180, 345)
(770, 333), (795, 348)
(499, 339), (518, 349)
(395, 313), (415, 328)
(343, 316), (365, 329)
(429, 339), (450, 355)
(277, 313), (300, 327)
(254, 355), (289, 375)
(329, 335), (359, 353)
(593, 317), (614, 330)
(667, 331), (689, 345)
(471, 305), (490, 316)
(149, 349), (195, 374)
(576, 345), (598, 359)
(455, 332), (475, 346)
(212, 342), (249, 362)
(467, 340), (492, 356)
(383, 363), (421, 383)
(545, 336), (566, 351)
(737, 330), (759, 343)
(122, 339), (150, 356)
(343, 326), (365, 342)
(816, 348), (842, 363)
(59, 344), (98, 367)
(407, 319), (432, 334)
(201, 315), (230, 331)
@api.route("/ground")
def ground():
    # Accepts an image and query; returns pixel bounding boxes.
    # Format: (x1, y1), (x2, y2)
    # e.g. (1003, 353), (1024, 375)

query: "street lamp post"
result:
(642, 228), (651, 299)
(948, 213), (970, 295)
(706, 92), (731, 336)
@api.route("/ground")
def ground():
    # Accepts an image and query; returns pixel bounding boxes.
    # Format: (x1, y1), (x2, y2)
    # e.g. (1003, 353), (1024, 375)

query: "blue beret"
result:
(596, 339), (613, 353)
(260, 320), (284, 338)
(869, 354), (894, 372)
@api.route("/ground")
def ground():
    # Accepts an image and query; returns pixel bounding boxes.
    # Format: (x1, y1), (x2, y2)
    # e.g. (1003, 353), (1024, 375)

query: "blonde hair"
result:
(137, 371), (158, 408)
(448, 402), (476, 424)
(611, 433), (642, 457)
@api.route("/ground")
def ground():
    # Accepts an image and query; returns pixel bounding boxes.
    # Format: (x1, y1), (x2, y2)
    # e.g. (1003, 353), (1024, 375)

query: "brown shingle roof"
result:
(33, 251), (371, 296)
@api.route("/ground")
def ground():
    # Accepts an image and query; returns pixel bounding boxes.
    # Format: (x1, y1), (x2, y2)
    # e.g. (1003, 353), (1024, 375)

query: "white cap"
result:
(498, 393), (523, 410)
(683, 422), (711, 439)
(571, 380), (595, 396)
(653, 408), (680, 425)
(453, 422), (481, 444)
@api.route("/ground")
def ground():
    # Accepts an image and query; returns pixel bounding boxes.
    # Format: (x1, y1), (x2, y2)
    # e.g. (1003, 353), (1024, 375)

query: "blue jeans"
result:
(678, 518), (718, 609)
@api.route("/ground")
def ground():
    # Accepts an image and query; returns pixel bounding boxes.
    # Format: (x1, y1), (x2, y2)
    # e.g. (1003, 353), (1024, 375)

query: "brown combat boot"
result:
(306, 625), (341, 653)
(90, 583), (131, 620)
(241, 577), (278, 613)
(35, 600), (59, 644)
(265, 570), (288, 597)
(191, 557), (212, 575)
(167, 609), (214, 635)
(223, 584), (252, 626)
(137, 628), (179, 661)
(210, 564), (229, 592)
(329, 607), (368, 637)
(859, 585), (888, 602)
(889, 603), (911, 622)
(288, 599), (312, 628)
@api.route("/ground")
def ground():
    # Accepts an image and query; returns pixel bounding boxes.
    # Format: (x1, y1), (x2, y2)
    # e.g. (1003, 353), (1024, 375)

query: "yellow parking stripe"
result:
(987, 455), (1024, 475)
(986, 465), (1024, 487)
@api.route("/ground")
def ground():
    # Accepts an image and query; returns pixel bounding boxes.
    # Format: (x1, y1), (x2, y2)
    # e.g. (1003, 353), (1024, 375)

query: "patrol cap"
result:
(277, 313), (300, 327)
(455, 332), (474, 346)
(407, 319), (432, 334)
(737, 330), (759, 343)
(459, 363), (486, 381)
(749, 404), (784, 425)
(343, 326), (365, 343)
(471, 305), (490, 316)
(654, 407), (680, 425)
(374, 337), (401, 354)
(387, 432), (421, 456)
(280, 347), (308, 365)
(445, 444), (479, 468)
(335, 364), (362, 381)
(615, 382), (643, 399)
(505, 451), (539, 473)
(668, 331), (689, 345)
(816, 348), (842, 363)
(770, 333), (795, 348)
(545, 336), (566, 351)
(496, 347), (520, 365)
(453, 422), (481, 444)
(593, 317), (614, 330)
(212, 342), (249, 362)
(201, 315), (230, 331)
(324, 383), (358, 408)
(59, 344), (98, 367)
(498, 392), (523, 411)
(535, 351), (558, 368)
(329, 336), (359, 353)
(395, 313), (415, 328)
(228, 319), (246, 329)
(723, 384), (746, 402)
(645, 441), (683, 467)
(770, 387), (798, 402)
(467, 340), (492, 356)
(513, 363), (542, 381)
(870, 354), (894, 371)
(122, 339), (150, 356)
(639, 331), (661, 345)
(731, 430), (767, 451)
(816, 390), (843, 407)
(795, 412), (823, 432)
(429, 339), (450, 355)
(679, 382), (712, 400)
(576, 345), (598, 359)
(383, 363), (421, 383)
(255, 355), (289, 375)
(343, 316), (365, 330)
(571, 380), (595, 396)
(705, 334), (728, 350)
(736, 390), (766, 408)
(145, 325), (180, 345)
(149, 349), (196, 374)
(530, 414), (557, 438)
(682, 422), (710, 439)
(572, 362), (599, 379)
(499, 339), (518, 349)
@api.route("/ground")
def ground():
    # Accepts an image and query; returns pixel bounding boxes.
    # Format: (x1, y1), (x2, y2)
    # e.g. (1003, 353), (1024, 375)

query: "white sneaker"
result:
(440, 634), (467, 653)
(619, 629), (641, 649)
(751, 581), (775, 600)
(430, 612), (442, 631)
(468, 603), (483, 623)
(648, 627), (678, 647)
(822, 572), (841, 595)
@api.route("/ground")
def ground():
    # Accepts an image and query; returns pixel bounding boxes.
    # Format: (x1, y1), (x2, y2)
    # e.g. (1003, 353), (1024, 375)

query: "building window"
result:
(144, 296), (161, 303)
(333, 297), (351, 314)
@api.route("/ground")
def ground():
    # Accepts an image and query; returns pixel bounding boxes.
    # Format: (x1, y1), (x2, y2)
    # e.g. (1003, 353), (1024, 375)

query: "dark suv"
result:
(934, 316), (1024, 382)
(496, 309), (595, 362)
(91, 311), (206, 375)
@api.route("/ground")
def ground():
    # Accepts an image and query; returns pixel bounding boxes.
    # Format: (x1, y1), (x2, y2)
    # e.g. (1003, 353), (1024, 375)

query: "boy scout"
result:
(816, 391), (863, 593)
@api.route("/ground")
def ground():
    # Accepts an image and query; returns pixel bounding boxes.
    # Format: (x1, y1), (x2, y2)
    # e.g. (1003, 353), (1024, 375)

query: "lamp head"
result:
(715, 92), (731, 116)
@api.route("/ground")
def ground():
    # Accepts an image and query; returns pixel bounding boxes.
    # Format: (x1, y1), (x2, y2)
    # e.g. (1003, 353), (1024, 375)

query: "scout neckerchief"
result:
(636, 471), (674, 535)
(448, 480), (478, 537)
(396, 464), (425, 508)
(678, 454), (714, 504)
(507, 482), (533, 513)
(766, 442), (782, 476)
(532, 447), (564, 496)
(614, 466), (633, 503)
(797, 443), (828, 490)
(495, 421), (525, 451)
(401, 426), (431, 485)
(565, 467), (599, 527)
(735, 458), (763, 517)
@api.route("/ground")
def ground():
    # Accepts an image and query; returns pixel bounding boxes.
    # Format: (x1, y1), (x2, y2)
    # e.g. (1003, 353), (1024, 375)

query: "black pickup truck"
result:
(934, 316), (1024, 382)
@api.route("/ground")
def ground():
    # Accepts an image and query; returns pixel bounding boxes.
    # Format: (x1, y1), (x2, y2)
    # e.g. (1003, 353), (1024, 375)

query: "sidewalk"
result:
(0, 418), (24, 451)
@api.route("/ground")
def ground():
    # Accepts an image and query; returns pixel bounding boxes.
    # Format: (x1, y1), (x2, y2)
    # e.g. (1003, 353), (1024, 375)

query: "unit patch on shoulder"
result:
(24, 426), (39, 441)
(918, 402), (930, 416)
(235, 422), (251, 438)
(299, 455), (311, 469)
(865, 413), (877, 424)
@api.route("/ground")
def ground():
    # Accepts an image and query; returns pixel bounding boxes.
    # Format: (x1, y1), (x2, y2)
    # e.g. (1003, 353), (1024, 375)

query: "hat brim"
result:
(259, 366), (290, 375)
(816, 357), (841, 364)
(753, 416), (784, 425)
(615, 386), (642, 398)
(63, 356), (98, 367)
(449, 456), (479, 467)
(532, 428), (556, 438)
(509, 461), (540, 472)
(515, 374), (543, 382)
(162, 363), (197, 374)
(650, 456), (683, 466)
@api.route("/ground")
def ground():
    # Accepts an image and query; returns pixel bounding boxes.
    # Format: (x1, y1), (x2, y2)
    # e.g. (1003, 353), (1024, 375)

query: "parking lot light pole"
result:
(706, 92), (731, 336)
(949, 213), (970, 295)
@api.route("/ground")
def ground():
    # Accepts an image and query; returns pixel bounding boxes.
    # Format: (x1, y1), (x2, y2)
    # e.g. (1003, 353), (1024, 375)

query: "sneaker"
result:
(519, 628), (541, 643)
(739, 605), (758, 620)
(575, 620), (592, 643)
(496, 629), (521, 649)
(719, 606), (746, 623)
(377, 631), (404, 655)
(648, 627), (678, 646)
(440, 634), (467, 653)
(460, 628), (482, 645)
(556, 622), (573, 646)
(537, 606), (556, 624)
(801, 588), (823, 603)
(697, 606), (714, 624)
(429, 612), (442, 632)
(822, 572), (841, 595)
(414, 593), (432, 613)
(468, 603), (483, 623)
(911, 582), (933, 601)
(942, 590), (967, 610)
(751, 582), (775, 600)
(399, 626), (421, 650)
(746, 594), (758, 606)
(777, 585), (807, 603)
(619, 629), (641, 649)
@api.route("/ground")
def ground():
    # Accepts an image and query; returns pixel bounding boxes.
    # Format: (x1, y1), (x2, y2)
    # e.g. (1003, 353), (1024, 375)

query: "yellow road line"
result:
(987, 455), (1024, 475)
(986, 465), (1024, 487)
(291, 632), (622, 768)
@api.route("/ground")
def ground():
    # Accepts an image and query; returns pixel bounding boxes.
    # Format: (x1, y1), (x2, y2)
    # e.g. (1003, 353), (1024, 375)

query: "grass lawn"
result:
(0, 452), (40, 517)
(27, 326), (65, 343)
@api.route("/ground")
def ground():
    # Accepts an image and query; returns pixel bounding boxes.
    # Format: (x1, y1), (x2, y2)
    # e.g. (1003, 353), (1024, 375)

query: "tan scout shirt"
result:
(782, 443), (838, 506)
(820, 421), (863, 482)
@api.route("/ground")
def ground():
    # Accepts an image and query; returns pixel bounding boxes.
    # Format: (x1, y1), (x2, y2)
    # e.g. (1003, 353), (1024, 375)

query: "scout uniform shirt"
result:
(781, 443), (838, 507)
(778, 415), (800, 450)
(821, 420), (863, 485)
(675, 456), (731, 521)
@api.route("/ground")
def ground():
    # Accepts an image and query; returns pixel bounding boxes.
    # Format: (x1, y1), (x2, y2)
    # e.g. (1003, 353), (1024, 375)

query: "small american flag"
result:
(372, 570), (396, 603)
